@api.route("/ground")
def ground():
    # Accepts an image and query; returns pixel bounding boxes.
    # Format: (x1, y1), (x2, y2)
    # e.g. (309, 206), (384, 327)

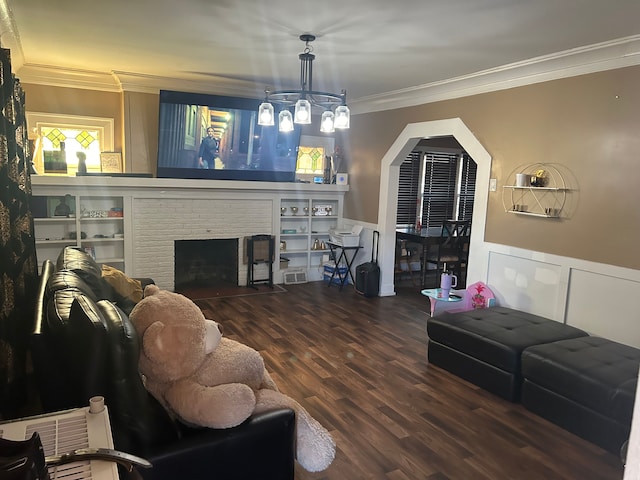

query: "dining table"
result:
(395, 227), (444, 287)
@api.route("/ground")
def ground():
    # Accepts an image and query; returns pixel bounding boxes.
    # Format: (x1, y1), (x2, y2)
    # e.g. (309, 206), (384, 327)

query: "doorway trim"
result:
(377, 118), (492, 296)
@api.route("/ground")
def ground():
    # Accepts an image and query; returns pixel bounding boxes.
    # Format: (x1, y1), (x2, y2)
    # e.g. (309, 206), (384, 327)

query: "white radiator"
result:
(0, 405), (119, 480)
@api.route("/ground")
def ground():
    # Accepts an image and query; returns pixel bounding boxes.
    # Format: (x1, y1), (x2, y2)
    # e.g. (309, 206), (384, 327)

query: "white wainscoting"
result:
(348, 219), (640, 349)
(484, 243), (640, 348)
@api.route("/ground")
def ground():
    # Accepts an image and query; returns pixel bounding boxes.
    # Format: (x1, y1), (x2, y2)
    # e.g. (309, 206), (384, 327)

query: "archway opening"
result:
(376, 118), (492, 297)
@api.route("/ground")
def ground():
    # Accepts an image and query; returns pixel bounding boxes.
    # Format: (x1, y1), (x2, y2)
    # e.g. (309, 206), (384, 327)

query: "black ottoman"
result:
(522, 336), (640, 453)
(426, 307), (588, 401)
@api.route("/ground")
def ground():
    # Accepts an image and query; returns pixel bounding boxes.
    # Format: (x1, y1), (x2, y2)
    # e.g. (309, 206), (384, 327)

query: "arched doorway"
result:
(377, 118), (492, 296)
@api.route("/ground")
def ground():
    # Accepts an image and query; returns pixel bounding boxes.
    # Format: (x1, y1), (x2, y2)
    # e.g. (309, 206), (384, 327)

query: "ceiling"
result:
(2, 0), (640, 112)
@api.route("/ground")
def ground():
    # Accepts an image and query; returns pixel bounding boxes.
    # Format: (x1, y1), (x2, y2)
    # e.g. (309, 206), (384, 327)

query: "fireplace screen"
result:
(174, 238), (238, 293)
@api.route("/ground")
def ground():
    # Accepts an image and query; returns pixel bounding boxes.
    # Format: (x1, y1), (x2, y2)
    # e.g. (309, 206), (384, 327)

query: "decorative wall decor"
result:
(100, 152), (122, 173)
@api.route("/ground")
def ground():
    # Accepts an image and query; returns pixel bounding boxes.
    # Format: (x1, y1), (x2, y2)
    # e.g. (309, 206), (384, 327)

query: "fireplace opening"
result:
(174, 238), (238, 293)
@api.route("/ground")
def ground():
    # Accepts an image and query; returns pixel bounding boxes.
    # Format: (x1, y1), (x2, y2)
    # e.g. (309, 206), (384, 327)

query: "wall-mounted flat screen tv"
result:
(157, 90), (301, 182)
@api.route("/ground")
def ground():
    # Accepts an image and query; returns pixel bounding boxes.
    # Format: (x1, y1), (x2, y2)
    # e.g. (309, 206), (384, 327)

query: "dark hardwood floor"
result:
(194, 281), (624, 480)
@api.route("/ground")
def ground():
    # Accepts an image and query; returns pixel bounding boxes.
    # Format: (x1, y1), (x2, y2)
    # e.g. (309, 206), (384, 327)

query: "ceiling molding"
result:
(13, 35), (640, 111)
(350, 35), (640, 115)
(16, 64), (123, 92)
(112, 71), (258, 97)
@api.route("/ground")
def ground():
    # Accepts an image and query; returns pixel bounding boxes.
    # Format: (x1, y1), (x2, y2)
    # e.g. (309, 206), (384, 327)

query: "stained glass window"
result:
(295, 146), (325, 174)
(39, 126), (101, 175)
(27, 112), (115, 176)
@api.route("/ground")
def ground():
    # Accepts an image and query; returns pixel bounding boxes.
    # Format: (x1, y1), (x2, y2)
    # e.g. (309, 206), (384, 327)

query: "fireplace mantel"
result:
(31, 176), (349, 289)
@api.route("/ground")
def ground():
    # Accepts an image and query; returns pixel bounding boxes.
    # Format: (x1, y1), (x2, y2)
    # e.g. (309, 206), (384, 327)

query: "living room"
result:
(1, 1), (640, 478)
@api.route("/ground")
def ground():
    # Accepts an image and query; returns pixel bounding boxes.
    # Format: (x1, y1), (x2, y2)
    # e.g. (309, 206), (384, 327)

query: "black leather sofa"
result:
(427, 306), (640, 455)
(31, 246), (296, 479)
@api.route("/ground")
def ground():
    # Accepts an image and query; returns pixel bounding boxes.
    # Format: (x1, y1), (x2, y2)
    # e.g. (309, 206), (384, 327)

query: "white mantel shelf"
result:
(31, 175), (349, 195)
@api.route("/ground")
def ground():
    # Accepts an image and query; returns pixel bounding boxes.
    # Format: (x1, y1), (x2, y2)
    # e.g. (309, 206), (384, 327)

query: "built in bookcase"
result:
(32, 192), (126, 271)
(279, 196), (342, 281)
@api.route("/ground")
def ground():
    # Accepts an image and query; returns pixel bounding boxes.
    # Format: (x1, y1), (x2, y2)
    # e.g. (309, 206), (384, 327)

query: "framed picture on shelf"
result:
(43, 150), (67, 174)
(100, 152), (123, 173)
(82, 246), (96, 260)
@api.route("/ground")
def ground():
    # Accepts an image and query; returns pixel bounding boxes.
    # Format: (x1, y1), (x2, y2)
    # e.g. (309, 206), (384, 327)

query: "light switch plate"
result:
(489, 178), (497, 191)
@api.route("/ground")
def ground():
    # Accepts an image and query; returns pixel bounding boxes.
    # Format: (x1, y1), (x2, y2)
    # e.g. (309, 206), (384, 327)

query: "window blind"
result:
(396, 151), (421, 227)
(458, 153), (476, 222)
(396, 150), (477, 230)
(421, 152), (458, 229)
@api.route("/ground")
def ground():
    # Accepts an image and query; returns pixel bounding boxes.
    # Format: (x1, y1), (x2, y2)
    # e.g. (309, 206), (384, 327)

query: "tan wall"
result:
(346, 65), (640, 270)
(23, 84), (124, 153)
(123, 91), (158, 174)
(22, 66), (640, 270)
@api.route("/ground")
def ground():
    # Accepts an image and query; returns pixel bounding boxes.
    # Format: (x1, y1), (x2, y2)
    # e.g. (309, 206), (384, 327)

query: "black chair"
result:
(246, 234), (274, 289)
(395, 239), (418, 286)
(425, 220), (471, 285)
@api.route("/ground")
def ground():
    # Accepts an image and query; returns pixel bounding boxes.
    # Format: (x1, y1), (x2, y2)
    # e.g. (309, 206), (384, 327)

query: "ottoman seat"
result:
(521, 336), (640, 453)
(427, 307), (588, 401)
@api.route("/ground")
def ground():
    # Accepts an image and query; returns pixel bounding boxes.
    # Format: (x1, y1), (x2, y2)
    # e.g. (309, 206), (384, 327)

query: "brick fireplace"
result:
(132, 195), (274, 291)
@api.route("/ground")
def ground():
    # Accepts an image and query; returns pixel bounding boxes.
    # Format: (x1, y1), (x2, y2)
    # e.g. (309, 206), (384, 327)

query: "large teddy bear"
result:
(128, 285), (335, 472)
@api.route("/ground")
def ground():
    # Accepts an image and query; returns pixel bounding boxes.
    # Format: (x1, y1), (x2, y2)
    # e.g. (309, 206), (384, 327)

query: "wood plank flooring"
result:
(194, 281), (624, 480)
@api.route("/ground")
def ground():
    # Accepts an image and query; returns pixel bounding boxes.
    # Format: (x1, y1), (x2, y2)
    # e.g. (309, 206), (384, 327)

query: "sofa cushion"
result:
(522, 336), (640, 425)
(102, 264), (143, 303)
(427, 307), (588, 373)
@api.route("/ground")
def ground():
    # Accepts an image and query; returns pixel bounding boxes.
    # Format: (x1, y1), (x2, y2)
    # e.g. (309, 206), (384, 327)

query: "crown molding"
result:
(16, 64), (123, 92)
(16, 64), (260, 98)
(11, 34), (640, 108)
(112, 71), (258, 97)
(350, 35), (640, 115)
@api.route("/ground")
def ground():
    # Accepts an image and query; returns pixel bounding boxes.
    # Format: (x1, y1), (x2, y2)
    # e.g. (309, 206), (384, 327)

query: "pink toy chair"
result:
(450, 281), (495, 313)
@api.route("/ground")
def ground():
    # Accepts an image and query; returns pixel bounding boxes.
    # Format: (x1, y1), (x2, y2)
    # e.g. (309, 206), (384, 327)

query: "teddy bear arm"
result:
(164, 380), (257, 429)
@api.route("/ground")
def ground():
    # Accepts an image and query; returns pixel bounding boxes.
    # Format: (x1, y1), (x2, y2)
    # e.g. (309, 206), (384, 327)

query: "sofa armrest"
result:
(139, 409), (296, 480)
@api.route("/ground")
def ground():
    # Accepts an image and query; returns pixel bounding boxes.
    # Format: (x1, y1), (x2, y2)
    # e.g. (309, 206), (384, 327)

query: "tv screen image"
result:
(157, 90), (301, 182)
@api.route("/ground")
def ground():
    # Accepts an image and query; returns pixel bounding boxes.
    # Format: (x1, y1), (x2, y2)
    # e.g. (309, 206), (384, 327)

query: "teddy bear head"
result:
(129, 284), (222, 382)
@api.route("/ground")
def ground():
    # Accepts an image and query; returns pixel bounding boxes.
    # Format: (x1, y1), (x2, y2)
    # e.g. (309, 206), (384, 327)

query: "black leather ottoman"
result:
(426, 307), (588, 401)
(522, 336), (640, 453)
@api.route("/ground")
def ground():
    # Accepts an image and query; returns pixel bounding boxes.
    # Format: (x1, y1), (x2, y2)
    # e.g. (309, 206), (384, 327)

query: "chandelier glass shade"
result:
(257, 34), (350, 133)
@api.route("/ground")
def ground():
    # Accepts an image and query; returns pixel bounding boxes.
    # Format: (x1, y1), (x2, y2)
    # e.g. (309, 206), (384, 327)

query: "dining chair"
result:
(425, 220), (471, 285)
(395, 239), (418, 285)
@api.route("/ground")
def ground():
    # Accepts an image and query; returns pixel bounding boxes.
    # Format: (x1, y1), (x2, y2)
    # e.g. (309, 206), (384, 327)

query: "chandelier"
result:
(257, 34), (350, 133)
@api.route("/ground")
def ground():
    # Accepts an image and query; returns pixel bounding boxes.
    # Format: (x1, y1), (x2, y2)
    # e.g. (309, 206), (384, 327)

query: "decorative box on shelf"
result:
(313, 204), (333, 216)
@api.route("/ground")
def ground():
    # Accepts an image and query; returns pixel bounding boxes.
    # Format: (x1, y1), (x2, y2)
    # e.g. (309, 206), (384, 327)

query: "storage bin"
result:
(323, 264), (350, 285)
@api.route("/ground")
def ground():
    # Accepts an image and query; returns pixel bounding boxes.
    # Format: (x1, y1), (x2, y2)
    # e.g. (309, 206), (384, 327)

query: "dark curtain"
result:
(0, 48), (38, 418)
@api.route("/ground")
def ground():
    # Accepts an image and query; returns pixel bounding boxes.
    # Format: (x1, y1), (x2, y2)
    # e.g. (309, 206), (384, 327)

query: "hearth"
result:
(174, 239), (238, 293)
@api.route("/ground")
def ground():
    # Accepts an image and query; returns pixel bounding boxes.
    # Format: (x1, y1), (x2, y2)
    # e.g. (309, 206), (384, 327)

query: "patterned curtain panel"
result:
(0, 48), (38, 418)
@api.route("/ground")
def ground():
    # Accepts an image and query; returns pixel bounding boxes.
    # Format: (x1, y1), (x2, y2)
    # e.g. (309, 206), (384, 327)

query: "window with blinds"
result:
(396, 150), (476, 230)
(397, 151), (421, 227)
